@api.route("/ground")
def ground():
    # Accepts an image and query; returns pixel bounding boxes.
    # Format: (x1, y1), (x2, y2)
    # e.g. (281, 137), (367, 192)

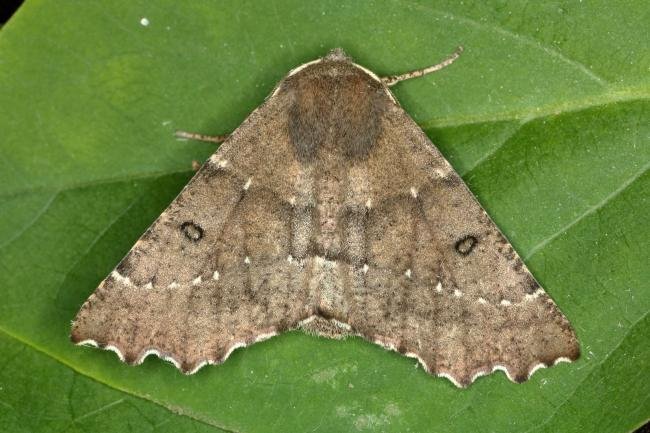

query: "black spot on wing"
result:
(181, 221), (204, 242)
(523, 274), (541, 294)
(455, 235), (477, 256)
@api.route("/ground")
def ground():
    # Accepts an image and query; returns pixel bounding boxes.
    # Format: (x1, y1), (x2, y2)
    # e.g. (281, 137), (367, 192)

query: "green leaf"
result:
(1, 1), (648, 432)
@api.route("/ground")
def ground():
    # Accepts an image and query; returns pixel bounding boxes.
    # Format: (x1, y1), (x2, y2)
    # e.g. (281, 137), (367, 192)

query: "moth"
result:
(71, 47), (579, 387)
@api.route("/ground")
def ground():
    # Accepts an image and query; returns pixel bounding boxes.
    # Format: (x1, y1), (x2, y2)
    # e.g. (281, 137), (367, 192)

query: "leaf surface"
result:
(0, 1), (648, 432)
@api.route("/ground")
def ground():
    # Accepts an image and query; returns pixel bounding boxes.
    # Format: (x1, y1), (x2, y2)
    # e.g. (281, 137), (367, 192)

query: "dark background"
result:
(1, 0), (23, 24)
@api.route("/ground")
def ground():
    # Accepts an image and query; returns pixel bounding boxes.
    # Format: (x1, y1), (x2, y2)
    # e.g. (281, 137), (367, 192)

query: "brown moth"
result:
(71, 47), (580, 387)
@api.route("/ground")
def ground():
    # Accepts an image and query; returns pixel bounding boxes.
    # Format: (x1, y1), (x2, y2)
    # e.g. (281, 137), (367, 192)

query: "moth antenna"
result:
(381, 46), (464, 87)
(175, 130), (229, 144)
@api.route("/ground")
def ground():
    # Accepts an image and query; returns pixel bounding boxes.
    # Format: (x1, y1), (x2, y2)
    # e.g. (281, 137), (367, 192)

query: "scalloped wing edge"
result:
(368, 333), (577, 388)
(72, 315), (576, 386)
(73, 330), (279, 375)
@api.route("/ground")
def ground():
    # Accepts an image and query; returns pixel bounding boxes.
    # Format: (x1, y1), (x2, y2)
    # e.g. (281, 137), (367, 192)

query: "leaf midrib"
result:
(2, 90), (647, 201)
(419, 87), (648, 129)
(1, 131), (647, 269)
(0, 168), (193, 200)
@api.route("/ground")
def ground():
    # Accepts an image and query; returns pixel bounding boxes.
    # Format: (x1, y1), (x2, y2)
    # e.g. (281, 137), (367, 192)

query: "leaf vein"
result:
(420, 90), (648, 129)
(524, 161), (649, 260)
(400, 0), (608, 85)
(0, 326), (238, 433)
(457, 119), (528, 177)
(523, 310), (649, 433)
(0, 169), (191, 201)
(0, 190), (60, 252)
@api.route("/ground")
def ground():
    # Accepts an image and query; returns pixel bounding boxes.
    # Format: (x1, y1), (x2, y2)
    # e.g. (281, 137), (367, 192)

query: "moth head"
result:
(275, 48), (397, 162)
(323, 48), (351, 62)
(271, 48), (395, 104)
